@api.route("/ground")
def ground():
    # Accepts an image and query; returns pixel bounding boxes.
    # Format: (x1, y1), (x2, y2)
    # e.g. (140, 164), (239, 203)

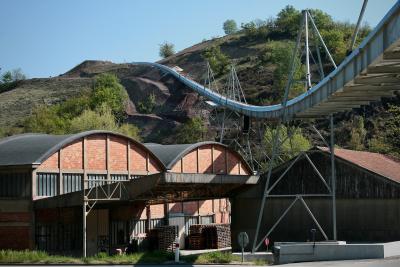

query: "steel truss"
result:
(251, 9), (339, 252)
(82, 179), (129, 257)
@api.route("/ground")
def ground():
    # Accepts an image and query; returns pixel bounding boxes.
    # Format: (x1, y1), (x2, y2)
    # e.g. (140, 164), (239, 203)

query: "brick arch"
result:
(37, 131), (164, 174)
(169, 143), (252, 175)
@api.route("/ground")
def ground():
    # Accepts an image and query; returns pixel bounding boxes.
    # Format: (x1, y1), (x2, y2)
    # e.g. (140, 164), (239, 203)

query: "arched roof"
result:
(0, 130), (163, 168)
(144, 141), (252, 172)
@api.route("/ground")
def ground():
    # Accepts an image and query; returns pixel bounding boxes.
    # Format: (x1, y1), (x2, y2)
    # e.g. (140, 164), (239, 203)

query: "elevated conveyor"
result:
(134, 1), (400, 120)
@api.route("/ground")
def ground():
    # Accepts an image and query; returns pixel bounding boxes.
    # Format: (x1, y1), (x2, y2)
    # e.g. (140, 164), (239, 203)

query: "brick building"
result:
(0, 130), (258, 255)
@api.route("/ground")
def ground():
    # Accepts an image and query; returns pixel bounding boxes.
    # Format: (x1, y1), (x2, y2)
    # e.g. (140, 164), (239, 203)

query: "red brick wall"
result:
(183, 201), (198, 215)
(37, 133), (163, 174)
(213, 146), (226, 174)
(182, 150), (197, 173)
(198, 145), (213, 173)
(199, 200), (214, 215)
(227, 152), (240, 175)
(0, 226), (31, 250)
(150, 204), (165, 218)
(62, 139), (83, 170)
(109, 136), (128, 171)
(87, 135), (106, 170)
(148, 157), (161, 173)
(38, 152), (59, 170)
(169, 202), (183, 214)
(171, 160), (182, 173)
(169, 144), (251, 175)
(130, 143), (148, 173)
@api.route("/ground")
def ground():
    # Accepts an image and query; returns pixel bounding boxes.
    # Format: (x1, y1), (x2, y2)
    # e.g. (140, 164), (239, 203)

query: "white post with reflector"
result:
(174, 237), (180, 263)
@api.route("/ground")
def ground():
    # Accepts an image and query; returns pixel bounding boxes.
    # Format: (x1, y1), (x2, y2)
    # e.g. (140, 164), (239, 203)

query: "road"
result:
(2, 258), (400, 266)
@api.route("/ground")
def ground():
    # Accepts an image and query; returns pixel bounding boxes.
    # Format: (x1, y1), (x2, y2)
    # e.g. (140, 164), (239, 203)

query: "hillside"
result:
(1, 6), (399, 158)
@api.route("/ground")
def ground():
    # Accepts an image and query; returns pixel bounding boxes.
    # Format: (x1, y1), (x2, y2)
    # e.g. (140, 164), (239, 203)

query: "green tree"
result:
(347, 116), (366, 150)
(91, 73), (128, 119)
(260, 41), (305, 100)
(368, 136), (392, 154)
(117, 123), (141, 141)
(275, 5), (301, 38)
(1, 68), (26, 83)
(320, 28), (347, 63)
(202, 45), (230, 76)
(1, 71), (13, 84)
(68, 104), (118, 133)
(177, 117), (207, 143)
(308, 9), (334, 32)
(264, 125), (311, 165)
(241, 21), (258, 40)
(11, 68), (26, 81)
(25, 105), (69, 134)
(159, 42), (175, 58)
(137, 93), (156, 114)
(223, 19), (238, 35)
(385, 105), (400, 149)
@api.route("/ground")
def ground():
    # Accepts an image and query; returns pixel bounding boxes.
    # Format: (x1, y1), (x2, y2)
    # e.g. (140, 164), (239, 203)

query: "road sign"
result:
(238, 232), (249, 263)
(238, 232), (249, 248)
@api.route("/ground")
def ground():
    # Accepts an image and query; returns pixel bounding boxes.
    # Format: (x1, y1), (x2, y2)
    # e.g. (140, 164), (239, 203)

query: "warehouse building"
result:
(0, 130), (258, 256)
(231, 147), (400, 251)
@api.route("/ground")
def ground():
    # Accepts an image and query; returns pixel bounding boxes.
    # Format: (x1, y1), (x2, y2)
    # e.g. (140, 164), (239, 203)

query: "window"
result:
(200, 215), (215, 224)
(36, 173), (58, 196)
(62, 173), (82, 194)
(110, 174), (128, 182)
(36, 223), (81, 253)
(87, 174), (107, 188)
(0, 172), (30, 198)
(185, 216), (199, 235)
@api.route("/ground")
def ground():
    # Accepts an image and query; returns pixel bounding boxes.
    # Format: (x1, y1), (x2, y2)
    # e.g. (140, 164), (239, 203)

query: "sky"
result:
(0, 0), (398, 78)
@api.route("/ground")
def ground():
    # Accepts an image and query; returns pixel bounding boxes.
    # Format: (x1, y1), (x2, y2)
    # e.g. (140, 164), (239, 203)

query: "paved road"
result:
(2, 258), (400, 266)
(281, 256), (400, 266)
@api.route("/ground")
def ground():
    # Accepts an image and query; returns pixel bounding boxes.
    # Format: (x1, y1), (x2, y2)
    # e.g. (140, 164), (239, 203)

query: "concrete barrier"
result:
(274, 241), (400, 264)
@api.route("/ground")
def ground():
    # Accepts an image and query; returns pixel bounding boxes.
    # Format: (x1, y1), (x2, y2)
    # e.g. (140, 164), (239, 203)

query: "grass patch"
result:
(0, 250), (173, 264)
(0, 250), (268, 265)
(183, 251), (241, 264)
(0, 250), (81, 264)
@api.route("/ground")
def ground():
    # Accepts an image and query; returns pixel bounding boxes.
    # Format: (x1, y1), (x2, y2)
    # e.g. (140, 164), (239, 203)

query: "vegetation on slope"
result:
(0, 73), (140, 140)
(1, 5), (399, 159)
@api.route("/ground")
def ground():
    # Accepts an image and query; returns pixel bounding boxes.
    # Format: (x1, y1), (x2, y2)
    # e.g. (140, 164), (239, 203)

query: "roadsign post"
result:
(238, 232), (249, 263)
(264, 237), (270, 251)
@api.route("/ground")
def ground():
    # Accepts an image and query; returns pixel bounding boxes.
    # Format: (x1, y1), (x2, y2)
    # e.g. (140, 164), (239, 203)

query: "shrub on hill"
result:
(0, 68), (26, 93)
(223, 19), (238, 35)
(202, 45), (230, 77)
(176, 117), (207, 144)
(91, 73), (128, 119)
(21, 73), (140, 140)
(137, 93), (156, 114)
(159, 42), (175, 58)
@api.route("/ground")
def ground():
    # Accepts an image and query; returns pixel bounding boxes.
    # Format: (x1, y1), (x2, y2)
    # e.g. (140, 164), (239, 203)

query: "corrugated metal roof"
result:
(0, 133), (74, 166)
(317, 147), (400, 183)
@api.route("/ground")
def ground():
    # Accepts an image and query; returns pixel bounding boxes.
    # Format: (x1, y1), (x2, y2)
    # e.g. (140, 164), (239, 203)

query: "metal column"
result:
(330, 115), (337, 240)
(83, 202), (87, 257)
